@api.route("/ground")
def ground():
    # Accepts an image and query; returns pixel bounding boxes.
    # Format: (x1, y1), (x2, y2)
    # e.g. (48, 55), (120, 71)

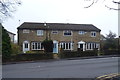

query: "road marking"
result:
(96, 73), (120, 80)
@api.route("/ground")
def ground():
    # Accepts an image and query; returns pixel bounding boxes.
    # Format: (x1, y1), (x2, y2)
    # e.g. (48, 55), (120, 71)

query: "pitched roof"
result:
(7, 31), (16, 35)
(18, 22), (101, 31)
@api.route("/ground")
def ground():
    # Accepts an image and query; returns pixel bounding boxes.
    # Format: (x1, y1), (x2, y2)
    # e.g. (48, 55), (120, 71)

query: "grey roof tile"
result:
(18, 22), (101, 31)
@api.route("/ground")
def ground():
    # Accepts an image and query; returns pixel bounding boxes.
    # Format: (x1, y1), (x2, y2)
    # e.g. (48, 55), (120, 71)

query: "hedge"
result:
(59, 51), (78, 58)
(59, 50), (98, 58)
(103, 50), (119, 55)
(10, 53), (53, 62)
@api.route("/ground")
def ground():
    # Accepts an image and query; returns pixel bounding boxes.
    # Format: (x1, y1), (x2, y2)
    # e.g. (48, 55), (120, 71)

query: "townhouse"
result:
(17, 22), (101, 53)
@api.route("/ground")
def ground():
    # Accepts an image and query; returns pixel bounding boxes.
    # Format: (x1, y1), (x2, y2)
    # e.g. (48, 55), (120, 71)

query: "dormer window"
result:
(23, 29), (30, 33)
(91, 31), (96, 37)
(64, 30), (72, 36)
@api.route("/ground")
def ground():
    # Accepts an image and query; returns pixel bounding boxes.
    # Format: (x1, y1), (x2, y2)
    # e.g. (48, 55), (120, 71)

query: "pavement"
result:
(2, 55), (120, 65)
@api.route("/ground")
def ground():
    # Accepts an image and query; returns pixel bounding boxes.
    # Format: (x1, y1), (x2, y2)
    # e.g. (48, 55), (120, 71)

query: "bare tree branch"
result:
(84, 0), (120, 10)
(113, 0), (120, 4)
(84, 0), (95, 8)
(105, 5), (120, 10)
(0, 0), (21, 22)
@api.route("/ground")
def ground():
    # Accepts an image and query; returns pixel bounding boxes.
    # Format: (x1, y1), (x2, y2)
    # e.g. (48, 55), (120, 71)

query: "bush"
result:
(2, 26), (12, 62)
(10, 53), (53, 61)
(78, 50), (98, 57)
(26, 51), (36, 54)
(103, 50), (119, 55)
(59, 51), (77, 58)
(11, 43), (21, 55)
(42, 39), (53, 52)
(59, 50), (98, 58)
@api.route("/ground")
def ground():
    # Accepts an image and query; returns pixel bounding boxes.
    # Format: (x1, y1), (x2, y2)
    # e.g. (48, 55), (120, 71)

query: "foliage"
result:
(59, 50), (98, 58)
(26, 51), (36, 54)
(103, 31), (118, 50)
(10, 53), (53, 61)
(0, 0), (21, 22)
(103, 50), (119, 55)
(106, 31), (116, 39)
(2, 26), (12, 61)
(42, 39), (53, 53)
(83, 0), (120, 10)
(11, 43), (21, 55)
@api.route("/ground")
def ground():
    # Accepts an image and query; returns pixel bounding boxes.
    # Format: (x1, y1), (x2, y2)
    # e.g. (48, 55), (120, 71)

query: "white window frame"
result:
(60, 42), (73, 50)
(31, 42), (43, 50)
(23, 29), (30, 33)
(52, 30), (58, 34)
(79, 31), (85, 35)
(63, 30), (72, 36)
(91, 31), (96, 37)
(37, 30), (43, 36)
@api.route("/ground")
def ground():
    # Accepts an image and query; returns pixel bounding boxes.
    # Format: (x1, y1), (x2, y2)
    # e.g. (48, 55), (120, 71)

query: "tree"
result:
(11, 43), (21, 55)
(2, 25), (12, 61)
(83, 0), (120, 10)
(42, 39), (53, 53)
(103, 31), (118, 50)
(0, 0), (21, 22)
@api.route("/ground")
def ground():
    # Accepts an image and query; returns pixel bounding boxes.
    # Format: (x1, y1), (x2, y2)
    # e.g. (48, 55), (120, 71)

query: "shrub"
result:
(59, 50), (98, 58)
(2, 26), (12, 62)
(60, 50), (77, 58)
(26, 51), (36, 54)
(11, 43), (21, 55)
(103, 50), (119, 55)
(42, 39), (53, 52)
(10, 53), (53, 61)
(78, 50), (98, 57)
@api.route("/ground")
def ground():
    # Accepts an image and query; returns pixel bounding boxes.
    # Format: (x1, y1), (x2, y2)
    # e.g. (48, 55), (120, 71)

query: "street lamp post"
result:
(44, 23), (49, 40)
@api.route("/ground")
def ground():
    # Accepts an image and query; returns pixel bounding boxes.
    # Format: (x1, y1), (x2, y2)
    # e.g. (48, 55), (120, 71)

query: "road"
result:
(2, 57), (119, 78)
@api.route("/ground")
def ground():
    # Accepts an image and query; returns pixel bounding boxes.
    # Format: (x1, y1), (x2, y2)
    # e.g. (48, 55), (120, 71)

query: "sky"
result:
(2, 0), (119, 41)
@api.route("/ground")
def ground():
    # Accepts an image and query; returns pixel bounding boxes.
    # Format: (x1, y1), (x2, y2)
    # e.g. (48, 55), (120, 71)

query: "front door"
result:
(53, 41), (58, 53)
(78, 41), (85, 51)
(80, 44), (83, 51)
(23, 41), (29, 53)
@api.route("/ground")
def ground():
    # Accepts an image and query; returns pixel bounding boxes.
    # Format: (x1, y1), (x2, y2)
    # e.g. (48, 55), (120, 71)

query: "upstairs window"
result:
(79, 31), (85, 35)
(91, 31), (96, 37)
(37, 30), (43, 36)
(64, 30), (72, 36)
(23, 29), (30, 33)
(52, 30), (58, 34)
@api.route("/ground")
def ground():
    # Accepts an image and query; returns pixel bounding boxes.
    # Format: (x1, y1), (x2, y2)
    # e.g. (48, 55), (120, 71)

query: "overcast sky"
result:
(2, 0), (119, 40)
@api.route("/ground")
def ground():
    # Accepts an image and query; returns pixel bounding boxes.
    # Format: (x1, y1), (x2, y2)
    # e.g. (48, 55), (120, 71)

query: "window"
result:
(24, 43), (28, 48)
(79, 31), (85, 35)
(60, 42), (73, 50)
(31, 42), (42, 50)
(64, 30), (72, 36)
(91, 31), (96, 37)
(37, 30), (43, 36)
(52, 30), (58, 34)
(23, 29), (30, 33)
(86, 43), (99, 50)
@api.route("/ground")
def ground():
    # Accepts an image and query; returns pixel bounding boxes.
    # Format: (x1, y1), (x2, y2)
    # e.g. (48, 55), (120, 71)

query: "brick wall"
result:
(18, 29), (100, 52)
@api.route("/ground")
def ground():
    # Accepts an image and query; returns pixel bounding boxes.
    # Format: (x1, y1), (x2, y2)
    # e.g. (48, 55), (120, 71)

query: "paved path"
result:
(2, 57), (119, 78)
